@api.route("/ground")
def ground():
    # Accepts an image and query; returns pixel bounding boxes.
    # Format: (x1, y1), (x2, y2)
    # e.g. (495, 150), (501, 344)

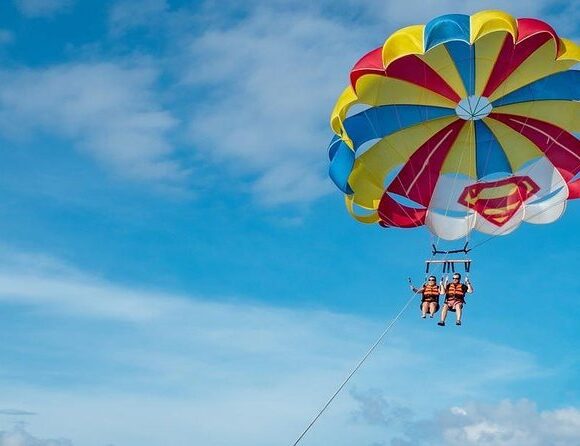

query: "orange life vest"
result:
(422, 284), (440, 301)
(422, 284), (439, 302)
(446, 282), (466, 299)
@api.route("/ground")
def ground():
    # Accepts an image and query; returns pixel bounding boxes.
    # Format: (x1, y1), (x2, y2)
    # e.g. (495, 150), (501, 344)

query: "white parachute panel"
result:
(426, 211), (476, 240)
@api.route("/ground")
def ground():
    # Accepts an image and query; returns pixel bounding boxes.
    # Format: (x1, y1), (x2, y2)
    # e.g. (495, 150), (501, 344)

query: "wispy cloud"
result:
(389, 399), (580, 446)
(4, 0), (573, 207)
(351, 387), (413, 427)
(0, 62), (184, 184)
(108, 0), (169, 36)
(0, 248), (568, 445)
(183, 8), (370, 205)
(170, 0), (568, 206)
(13, 0), (73, 18)
(0, 409), (36, 416)
(0, 426), (71, 446)
(351, 391), (580, 446)
(0, 250), (189, 322)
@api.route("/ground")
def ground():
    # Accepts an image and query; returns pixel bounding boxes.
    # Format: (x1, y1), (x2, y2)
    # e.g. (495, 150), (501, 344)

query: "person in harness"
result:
(410, 275), (442, 319)
(437, 273), (474, 326)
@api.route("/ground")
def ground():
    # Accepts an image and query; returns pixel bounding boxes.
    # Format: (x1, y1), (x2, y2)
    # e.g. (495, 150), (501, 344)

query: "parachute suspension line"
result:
(454, 164), (579, 272)
(377, 103), (434, 255)
(468, 177), (577, 252)
(462, 39), (578, 267)
(430, 118), (474, 274)
(385, 101), (445, 281)
(440, 115), (470, 220)
(471, 65), (575, 250)
(464, 100), (579, 253)
(466, 43), (529, 251)
(389, 102), (423, 206)
(290, 288), (421, 446)
(353, 102), (424, 230)
(468, 151), (580, 253)
(462, 122), (476, 278)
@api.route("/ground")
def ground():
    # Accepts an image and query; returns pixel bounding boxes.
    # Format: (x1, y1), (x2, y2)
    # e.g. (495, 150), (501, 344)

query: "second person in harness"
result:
(438, 273), (474, 326)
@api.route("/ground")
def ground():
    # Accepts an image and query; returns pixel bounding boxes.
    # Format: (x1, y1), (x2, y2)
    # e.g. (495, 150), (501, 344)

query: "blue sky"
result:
(0, 0), (578, 445)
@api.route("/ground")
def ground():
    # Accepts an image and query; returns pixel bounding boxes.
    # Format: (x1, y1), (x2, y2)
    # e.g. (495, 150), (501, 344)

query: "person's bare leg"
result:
(438, 305), (448, 326)
(429, 302), (437, 317)
(456, 303), (463, 325)
(421, 302), (428, 318)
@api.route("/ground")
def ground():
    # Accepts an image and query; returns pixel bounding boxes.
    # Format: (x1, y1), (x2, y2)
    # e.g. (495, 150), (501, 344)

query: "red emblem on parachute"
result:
(458, 176), (540, 226)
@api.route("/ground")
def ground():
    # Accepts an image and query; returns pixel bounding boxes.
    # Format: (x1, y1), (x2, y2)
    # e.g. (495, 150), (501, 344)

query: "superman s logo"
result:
(458, 176), (540, 226)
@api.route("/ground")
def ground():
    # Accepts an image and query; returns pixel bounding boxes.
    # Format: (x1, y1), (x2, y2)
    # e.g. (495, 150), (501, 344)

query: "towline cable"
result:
(291, 288), (420, 446)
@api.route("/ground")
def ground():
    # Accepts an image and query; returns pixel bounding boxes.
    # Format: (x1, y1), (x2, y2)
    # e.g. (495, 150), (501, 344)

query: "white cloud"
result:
(0, 249), (569, 446)
(178, 0), (571, 206)
(0, 251), (190, 322)
(390, 399), (580, 446)
(351, 387), (413, 427)
(0, 426), (71, 446)
(350, 392), (580, 446)
(185, 9), (370, 205)
(14, 0), (72, 18)
(4, 0), (571, 209)
(0, 63), (185, 183)
(109, 0), (169, 35)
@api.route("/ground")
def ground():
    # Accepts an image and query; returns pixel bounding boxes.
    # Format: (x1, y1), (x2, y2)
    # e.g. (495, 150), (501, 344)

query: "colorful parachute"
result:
(328, 10), (579, 240)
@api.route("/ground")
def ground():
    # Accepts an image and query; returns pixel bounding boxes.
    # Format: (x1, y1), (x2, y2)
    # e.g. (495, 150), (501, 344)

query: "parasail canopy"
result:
(328, 10), (579, 240)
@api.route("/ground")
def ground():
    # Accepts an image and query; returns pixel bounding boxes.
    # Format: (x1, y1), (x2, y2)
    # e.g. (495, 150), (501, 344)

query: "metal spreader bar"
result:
(431, 242), (471, 256)
(425, 259), (471, 274)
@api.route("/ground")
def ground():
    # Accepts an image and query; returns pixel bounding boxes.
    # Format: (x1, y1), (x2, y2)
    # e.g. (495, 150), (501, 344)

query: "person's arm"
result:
(441, 279), (449, 301)
(439, 277), (445, 294)
(465, 278), (474, 293)
(440, 276), (448, 294)
(409, 280), (424, 294)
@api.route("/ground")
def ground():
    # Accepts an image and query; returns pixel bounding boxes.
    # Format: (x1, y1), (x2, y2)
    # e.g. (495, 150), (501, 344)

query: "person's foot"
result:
(437, 321), (445, 326)
(421, 314), (426, 319)
(429, 314), (434, 318)
(456, 320), (462, 326)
